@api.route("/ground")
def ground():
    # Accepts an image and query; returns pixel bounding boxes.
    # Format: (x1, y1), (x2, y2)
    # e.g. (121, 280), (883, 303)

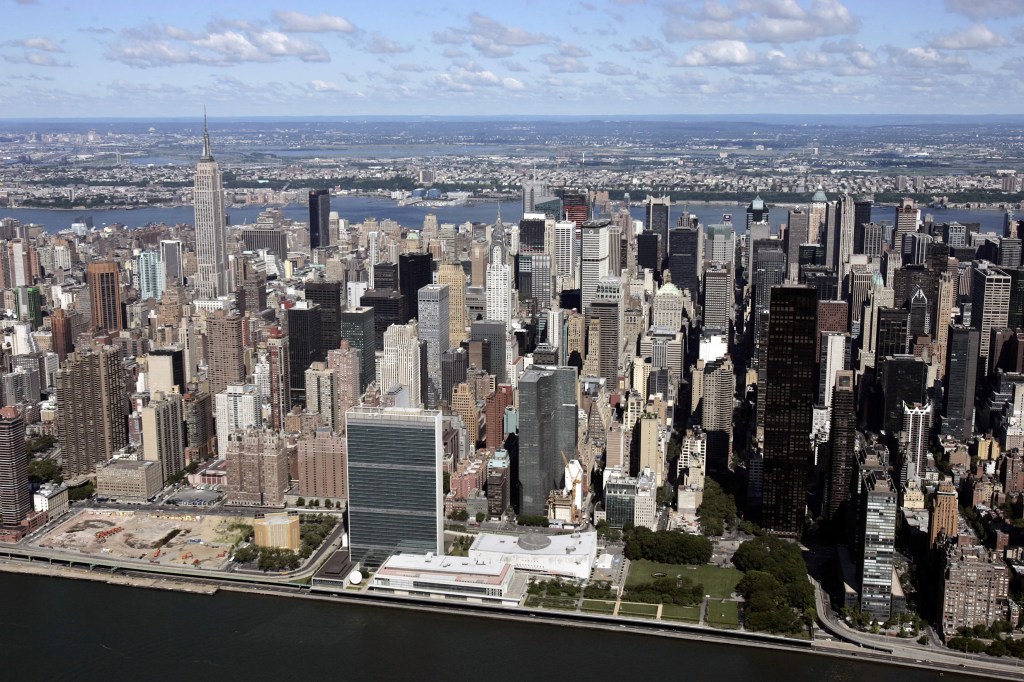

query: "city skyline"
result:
(4, 0), (1024, 117)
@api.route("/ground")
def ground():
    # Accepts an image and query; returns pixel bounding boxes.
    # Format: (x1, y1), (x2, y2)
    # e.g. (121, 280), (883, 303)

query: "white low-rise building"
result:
(370, 553), (526, 606)
(33, 483), (69, 519)
(469, 531), (598, 581)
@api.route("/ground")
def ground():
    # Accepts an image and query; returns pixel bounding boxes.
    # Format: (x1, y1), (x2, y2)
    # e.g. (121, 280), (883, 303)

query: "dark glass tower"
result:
(399, 253), (433, 322)
(942, 324), (979, 441)
(517, 366), (577, 516)
(308, 189), (330, 250)
(762, 286), (817, 536)
(286, 302), (324, 407)
(340, 306), (377, 392)
(304, 280), (342, 351)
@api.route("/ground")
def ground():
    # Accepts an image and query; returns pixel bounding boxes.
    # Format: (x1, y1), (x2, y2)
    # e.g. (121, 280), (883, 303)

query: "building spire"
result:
(201, 106), (213, 160)
(495, 199), (502, 227)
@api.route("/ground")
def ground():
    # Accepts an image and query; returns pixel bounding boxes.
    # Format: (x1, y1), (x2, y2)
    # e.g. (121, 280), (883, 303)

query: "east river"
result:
(0, 196), (1011, 235)
(0, 572), (978, 681)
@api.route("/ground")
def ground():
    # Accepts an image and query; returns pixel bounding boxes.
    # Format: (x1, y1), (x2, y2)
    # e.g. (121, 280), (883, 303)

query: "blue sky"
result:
(3, 0), (1024, 117)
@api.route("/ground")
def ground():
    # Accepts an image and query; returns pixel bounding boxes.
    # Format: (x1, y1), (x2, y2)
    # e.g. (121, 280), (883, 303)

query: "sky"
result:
(3, 0), (1024, 118)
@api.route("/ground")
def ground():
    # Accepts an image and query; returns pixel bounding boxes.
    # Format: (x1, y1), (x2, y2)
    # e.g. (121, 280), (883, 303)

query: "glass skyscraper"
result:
(345, 407), (443, 567)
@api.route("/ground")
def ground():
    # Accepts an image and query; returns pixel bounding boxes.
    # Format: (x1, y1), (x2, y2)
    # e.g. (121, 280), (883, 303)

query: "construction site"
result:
(32, 508), (254, 571)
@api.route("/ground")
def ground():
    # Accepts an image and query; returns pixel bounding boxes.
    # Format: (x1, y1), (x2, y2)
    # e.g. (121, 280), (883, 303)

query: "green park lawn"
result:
(705, 600), (741, 629)
(581, 599), (617, 614)
(660, 603), (702, 623)
(626, 560), (741, 598)
(617, 602), (660, 618)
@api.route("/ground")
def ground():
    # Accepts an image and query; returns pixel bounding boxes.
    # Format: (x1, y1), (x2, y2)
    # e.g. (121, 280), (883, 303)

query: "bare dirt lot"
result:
(34, 508), (254, 570)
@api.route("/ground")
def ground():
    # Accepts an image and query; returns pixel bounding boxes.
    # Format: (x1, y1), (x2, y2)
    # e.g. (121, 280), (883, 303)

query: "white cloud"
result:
(675, 40), (757, 66)
(435, 12), (550, 58)
(272, 11), (356, 33)
(539, 53), (590, 73)
(944, 0), (1024, 19)
(933, 24), (1007, 49)
(664, 0), (859, 43)
(364, 33), (411, 54)
(596, 61), (633, 76)
(108, 25), (330, 67)
(885, 46), (971, 73)
(10, 37), (63, 52)
(309, 79), (342, 92)
(3, 52), (70, 67)
(502, 77), (525, 90)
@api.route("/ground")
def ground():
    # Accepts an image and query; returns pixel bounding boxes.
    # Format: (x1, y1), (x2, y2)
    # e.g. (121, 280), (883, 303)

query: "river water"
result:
(0, 198), (1010, 236)
(0, 572), (972, 681)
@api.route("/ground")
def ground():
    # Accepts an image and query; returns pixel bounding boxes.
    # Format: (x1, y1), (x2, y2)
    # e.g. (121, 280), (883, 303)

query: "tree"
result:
(27, 458), (62, 485)
(296, 497), (306, 507)
(623, 527), (713, 564)
(475, 512), (486, 523)
(324, 499), (333, 509)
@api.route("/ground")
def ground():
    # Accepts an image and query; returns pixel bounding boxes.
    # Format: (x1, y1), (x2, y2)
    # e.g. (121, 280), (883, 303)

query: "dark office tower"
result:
(998, 239), (1020, 267)
(51, 307), (74, 362)
(0, 406), (29, 529)
(304, 280), (342, 351)
(345, 407), (443, 567)
(519, 215), (546, 254)
(1008, 267), (1024, 329)
(942, 325), (979, 441)
(803, 270), (838, 300)
(400, 253), (432, 322)
(360, 289), (407, 348)
(637, 232), (661, 275)
(825, 371), (856, 524)
(878, 355), (928, 436)
(562, 192), (590, 228)
(239, 224), (288, 259)
(854, 198), (873, 246)
(341, 306), (376, 392)
(646, 196), (670, 264)
(286, 301), (324, 407)
(752, 246), (786, 343)
(88, 260), (123, 333)
(668, 225), (701, 295)
(440, 346), (468, 407)
(762, 286), (817, 537)
(373, 261), (399, 291)
(746, 194), (768, 231)
(56, 346), (128, 478)
(518, 366), (577, 516)
(308, 189), (330, 251)
(875, 308), (911, 358)
(465, 338), (491, 375)
(470, 320), (507, 384)
(908, 287), (930, 338)
(784, 210), (809, 282)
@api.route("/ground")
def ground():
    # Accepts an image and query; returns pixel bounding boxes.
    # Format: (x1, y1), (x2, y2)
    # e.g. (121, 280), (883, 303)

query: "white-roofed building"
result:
(469, 530), (598, 581)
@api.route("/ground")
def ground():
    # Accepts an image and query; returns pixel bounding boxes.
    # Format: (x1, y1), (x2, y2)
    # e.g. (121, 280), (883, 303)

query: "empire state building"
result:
(194, 115), (228, 299)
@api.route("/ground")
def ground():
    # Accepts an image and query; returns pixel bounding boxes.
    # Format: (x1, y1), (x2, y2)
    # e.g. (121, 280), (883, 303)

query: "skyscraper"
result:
(194, 115), (229, 299)
(50, 307), (73, 362)
(140, 391), (185, 483)
(57, 346), (129, 478)
(581, 219), (611, 316)
(304, 280), (343, 352)
(308, 189), (330, 250)
(346, 407), (443, 566)
(399, 252), (433, 322)
(971, 261), (1011, 368)
(825, 371), (856, 523)
(286, 301), (324, 407)
(0, 406), (29, 530)
(859, 465), (897, 621)
(485, 224), (513, 329)
(340, 306), (376, 392)
(929, 480), (958, 547)
(667, 225), (702, 296)
(943, 325), (979, 441)
(785, 209), (810, 283)
(326, 340), (361, 432)
(518, 367), (577, 516)
(418, 284), (450, 409)
(437, 262), (468, 344)
(137, 250), (165, 302)
(206, 311), (245, 397)
(762, 286), (817, 536)
(265, 326), (291, 430)
(160, 239), (184, 284)
(646, 196), (670, 265)
(88, 260), (122, 333)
